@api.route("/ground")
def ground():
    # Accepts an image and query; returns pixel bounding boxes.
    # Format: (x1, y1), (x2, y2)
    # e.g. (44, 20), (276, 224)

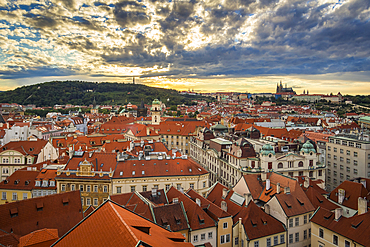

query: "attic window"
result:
(198, 215), (205, 224)
(63, 198), (69, 206)
(251, 219), (257, 227)
(36, 202), (43, 211)
(297, 198), (305, 206)
(132, 171), (136, 175)
(316, 196), (323, 203)
(100, 163), (104, 167)
(120, 171), (123, 176)
(10, 208), (18, 217)
(284, 201), (292, 209)
(351, 219), (363, 229)
(189, 169), (192, 172)
(324, 212), (332, 219)
(142, 171), (145, 175)
(132, 226), (150, 235)
(29, 148), (34, 151)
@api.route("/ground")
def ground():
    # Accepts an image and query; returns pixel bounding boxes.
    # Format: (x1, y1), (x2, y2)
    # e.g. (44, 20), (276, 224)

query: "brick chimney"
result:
(335, 207), (343, 221)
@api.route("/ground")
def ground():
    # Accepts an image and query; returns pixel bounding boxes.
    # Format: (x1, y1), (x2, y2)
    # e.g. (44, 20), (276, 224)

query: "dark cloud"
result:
(114, 1), (151, 27)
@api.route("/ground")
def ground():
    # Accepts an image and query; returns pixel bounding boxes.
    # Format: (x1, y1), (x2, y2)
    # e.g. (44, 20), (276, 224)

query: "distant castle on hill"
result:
(276, 81), (296, 94)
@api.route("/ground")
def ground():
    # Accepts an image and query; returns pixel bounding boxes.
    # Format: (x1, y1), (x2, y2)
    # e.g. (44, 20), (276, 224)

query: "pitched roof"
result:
(166, 187), (216, 231)
(0, 139), (48, 156)
(275, 182), (315, 217)
(311, 207), (370, 247)
(0, 229), (19, 247)
(236, 201), (285, 240)
(0, 191), (83, 237)
(52, 201), (192, 247)
(186, 188), (231, 221)
(18, 228), (58, 247)
(0, 169), (39, 191)
(329, 180), (369, 210)
(206, 182), (245, 217)
(152, 203), (189, 232)
(113, 158), (207, 179)
(305, 186), (338, 211)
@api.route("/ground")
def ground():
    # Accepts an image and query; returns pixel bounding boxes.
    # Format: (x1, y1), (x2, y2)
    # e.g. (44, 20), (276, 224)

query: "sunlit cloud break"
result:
(0, 0), (369, 94)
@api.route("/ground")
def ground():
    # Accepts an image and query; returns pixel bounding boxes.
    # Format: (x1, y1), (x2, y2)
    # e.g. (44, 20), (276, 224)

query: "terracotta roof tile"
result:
(329, 181), (368, 210)
(52, 201), (192, 247)
(18, 228), (58, 247)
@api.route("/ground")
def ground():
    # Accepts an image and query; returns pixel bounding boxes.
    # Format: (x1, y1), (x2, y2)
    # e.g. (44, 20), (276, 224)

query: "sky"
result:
(0, 0), (369, 94)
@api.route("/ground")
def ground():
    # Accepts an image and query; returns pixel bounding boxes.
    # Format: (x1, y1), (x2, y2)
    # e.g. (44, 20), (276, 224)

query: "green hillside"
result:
(0, 81), (207, 107)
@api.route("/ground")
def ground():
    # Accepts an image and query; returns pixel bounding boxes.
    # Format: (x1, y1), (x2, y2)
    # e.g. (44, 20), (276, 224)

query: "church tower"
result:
(151, 99), (161, 125)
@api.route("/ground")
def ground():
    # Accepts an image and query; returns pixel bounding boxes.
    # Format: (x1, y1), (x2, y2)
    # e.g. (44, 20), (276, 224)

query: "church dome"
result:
(301, 141), (316, 154)
(152, 99), (161, 105)
(261, 144), (275, 156)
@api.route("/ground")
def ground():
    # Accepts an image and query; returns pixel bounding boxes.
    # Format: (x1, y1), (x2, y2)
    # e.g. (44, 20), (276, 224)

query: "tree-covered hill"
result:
(0, 81), (208, 107)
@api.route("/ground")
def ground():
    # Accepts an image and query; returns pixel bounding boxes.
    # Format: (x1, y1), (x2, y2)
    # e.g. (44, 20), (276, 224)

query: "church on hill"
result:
(276, 81), (296, 94)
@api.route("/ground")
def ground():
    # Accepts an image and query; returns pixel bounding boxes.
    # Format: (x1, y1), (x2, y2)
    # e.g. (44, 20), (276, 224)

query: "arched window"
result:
(278, 162), (283, 168)
(298, 161), (304, 167)
(155, 116), (157, 122)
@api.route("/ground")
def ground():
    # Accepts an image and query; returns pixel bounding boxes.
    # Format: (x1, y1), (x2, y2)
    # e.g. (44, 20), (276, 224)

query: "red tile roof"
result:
(235, 201), (285, 240)
(311, 207), (370, 247)
(329, 181), (369, 210)
(0, 139), (48, 157)
(305, 186), (338, 211)
(167, 187), (216, 231)
(0, 191), (83, 238)
(18, 228), (58, 247)
(52, 201), (192, 247)
(0, 169), (39, 192)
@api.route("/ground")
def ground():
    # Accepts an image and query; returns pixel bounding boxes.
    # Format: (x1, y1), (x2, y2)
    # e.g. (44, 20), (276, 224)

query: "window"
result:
(278, 162), (283, 168)
(131, 186), (135, 192)
(319, 228), (324, 238)
(94, 185), (98, 192)
(117, 187), (121, 194)
(295, 217), (299, 226)
(274, 236), (278, 245)
(86, 198), (91, 206)
(235, 237), (239, 245)
(193, 235), (198, 242)
(354, 152), (358, 157)
(345, 240), (350, 247)
(190, 183), (194, 190)
(94, 198), (98, 206)
(354, 160), (358, 165)
(201, 233), (206, 241)
(266, 237), (271, 247)
(289, 218), (293, 228)
(203, 181), (206, 188)
(176, 184), (181, 190)
(142, 185), (147, 192)
(208, 232), (212, 239)
(340, 149), (343, 154)
(23, 193), (27, 200)
(340, 157), (344, 162)
(103, 186), (108, 193)
(165, 184), (170, 191)
(87, 185), (91, 192)
(61, 184), (66, 191)
(280, 234), (285, 244)
(295, 232), (299, 242)
(309, 228), (311, 238)
(221, 234), (230, 244)
(304, 230), (307, 239)
(289, 234), (293, 244)
(334, 155), (337, 160)
(80, 185), (84, 191)
(340, 165), (343, 170)
(347, 158), (350, 164)
(2, 158), (9, 163)
(333, 235), (338, 245)
(223, 222), (228, 229)
(356, 143), (361, 148)
(12, 192), (17, 201)
(304, 215), (307, 224)
(298, 161), (303, 167)
(328, 154), (331, 159)
(254, 240), (259, 247)
(347, 150), (350, 155)
(334, 147), (337, 152)
(354, 169), (358, 174)
(2, 192), (6, 200)
(328, 146), (331, 151)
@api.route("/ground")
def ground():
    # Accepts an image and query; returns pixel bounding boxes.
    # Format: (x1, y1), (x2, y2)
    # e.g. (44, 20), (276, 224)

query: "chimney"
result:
(335, 207), (343, 221)
(244, 193), (252, 205)
(261, 173), (267, 181)
(358, 197), (368, 215)
(152, 188), (157, 197)
(146, 127), (150, 136)
(173, 198), (179, 204)
(265, 204), (270, 215)
(221, 201), (227, 212)
(276, 183), (280, 194)
(222, 188), (228, 199)
(266, 179), (271, 190)
(304, 177), (310, 188)
(284, 187), (290, 194)
(196, 198), (201, 207)
(360, 179), (366, 188)
(338, 188), (345, 204)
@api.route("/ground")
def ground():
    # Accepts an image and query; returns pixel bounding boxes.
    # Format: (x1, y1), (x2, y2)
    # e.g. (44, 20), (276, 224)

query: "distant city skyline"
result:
(0, 0), (369, 95)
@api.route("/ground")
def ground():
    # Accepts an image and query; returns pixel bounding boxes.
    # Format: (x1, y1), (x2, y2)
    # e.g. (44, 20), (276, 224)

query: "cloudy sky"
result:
(0, 0), (369, 94)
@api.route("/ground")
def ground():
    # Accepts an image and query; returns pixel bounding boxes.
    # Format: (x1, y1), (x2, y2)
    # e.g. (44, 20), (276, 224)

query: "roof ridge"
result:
(108, 202), (139, 243)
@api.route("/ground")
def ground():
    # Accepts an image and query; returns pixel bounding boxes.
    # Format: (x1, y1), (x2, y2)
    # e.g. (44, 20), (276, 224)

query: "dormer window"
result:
(42, 180), (48, 187)
(35, 181), (41, 186)
(49, 180), (55, 186)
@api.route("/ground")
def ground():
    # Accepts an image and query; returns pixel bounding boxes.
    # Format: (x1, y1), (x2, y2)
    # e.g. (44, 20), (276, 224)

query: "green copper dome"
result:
(261, 144), (275, 156)
(152, 99), (161, 105)
(301, 141), (316, 154)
